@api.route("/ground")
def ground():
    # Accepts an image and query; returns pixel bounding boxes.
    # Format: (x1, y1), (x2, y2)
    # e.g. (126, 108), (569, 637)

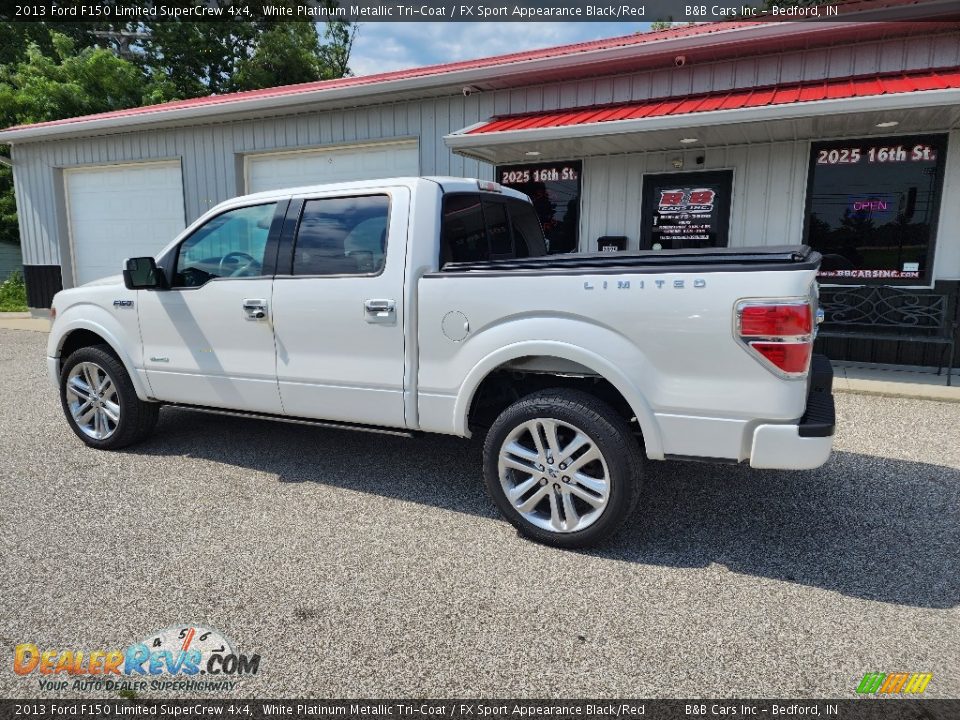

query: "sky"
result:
(347, 22), (651, 76)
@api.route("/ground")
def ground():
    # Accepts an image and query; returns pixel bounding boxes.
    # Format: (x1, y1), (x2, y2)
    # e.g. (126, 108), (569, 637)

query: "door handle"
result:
(243, 299), (268, 320)
(364, 298), (396, 323)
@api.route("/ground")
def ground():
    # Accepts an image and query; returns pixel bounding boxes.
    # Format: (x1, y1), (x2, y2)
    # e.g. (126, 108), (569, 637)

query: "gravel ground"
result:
(0, 328), (957, 699)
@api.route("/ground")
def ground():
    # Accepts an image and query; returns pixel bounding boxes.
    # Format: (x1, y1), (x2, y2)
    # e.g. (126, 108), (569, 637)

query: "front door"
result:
(271, 189), (409, 428)
(640, 170), (733, 250)
(138, 201), (286, 414)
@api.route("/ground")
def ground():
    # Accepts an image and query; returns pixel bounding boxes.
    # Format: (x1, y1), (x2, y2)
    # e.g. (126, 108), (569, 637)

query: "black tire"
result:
(482, 388), (643, 549)
(59, 344), (159, 450)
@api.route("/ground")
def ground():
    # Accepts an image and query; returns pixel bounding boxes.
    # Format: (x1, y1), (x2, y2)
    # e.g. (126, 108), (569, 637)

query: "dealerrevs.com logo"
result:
(14, 625), (260, 693)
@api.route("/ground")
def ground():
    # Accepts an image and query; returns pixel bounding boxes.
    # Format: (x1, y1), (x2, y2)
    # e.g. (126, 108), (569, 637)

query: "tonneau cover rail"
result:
(441, 245), (818, 273)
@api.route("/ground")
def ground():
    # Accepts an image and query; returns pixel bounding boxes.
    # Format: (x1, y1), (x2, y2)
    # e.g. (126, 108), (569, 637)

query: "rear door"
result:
(270, 187), (410, 428)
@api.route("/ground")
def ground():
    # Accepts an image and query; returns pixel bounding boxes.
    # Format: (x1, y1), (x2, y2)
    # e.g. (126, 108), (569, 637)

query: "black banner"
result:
(1, 700), (960, 720)
(3, 0), (959, 23)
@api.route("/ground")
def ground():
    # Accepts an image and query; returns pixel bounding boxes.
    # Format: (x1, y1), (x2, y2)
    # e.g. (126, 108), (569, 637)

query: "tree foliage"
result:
(0, 18), (357, 246)
(0, 32), (147, 246)
(0, 34), (144, 128)
(0, 173), (17, 246)
(140, 13), (356, 101)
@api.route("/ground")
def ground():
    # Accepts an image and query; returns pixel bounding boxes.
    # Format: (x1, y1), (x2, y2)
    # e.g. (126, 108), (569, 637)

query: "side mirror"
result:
(123, 257), (168, 290)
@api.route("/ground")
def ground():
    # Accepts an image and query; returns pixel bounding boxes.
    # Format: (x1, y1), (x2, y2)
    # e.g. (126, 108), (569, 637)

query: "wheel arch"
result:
(454, 341), (664, 459)
(52, 317), (152, 401)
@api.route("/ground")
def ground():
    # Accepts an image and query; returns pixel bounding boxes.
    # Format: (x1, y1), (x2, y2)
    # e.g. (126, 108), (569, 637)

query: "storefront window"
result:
(640, 170), (732, 250)
(497, 161), (581, 254)
(804, 134), (946, 283)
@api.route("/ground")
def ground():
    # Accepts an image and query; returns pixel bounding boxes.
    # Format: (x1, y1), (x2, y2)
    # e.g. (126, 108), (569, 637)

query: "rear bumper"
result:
(749, 354), (836, 470)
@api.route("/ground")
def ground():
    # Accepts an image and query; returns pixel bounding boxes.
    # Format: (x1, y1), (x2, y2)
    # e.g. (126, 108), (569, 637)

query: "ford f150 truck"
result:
(47, 177), (835, 547)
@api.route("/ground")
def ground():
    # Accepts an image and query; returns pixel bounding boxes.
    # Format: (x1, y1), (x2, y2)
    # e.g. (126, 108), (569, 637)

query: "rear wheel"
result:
(482, 389), (643, 548)
(59, 345), (159, 450)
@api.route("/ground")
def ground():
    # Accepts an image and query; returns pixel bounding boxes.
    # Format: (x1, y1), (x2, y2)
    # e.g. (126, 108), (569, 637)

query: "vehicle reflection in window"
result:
(292, 195), (390, 276)
(174, 202), (277, 287)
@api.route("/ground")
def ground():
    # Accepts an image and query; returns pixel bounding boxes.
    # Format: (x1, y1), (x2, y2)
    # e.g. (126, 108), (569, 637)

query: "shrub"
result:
(0, 270), (28, 312)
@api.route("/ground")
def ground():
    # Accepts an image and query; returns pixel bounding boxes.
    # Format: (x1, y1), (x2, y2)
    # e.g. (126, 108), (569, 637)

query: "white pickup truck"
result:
(48, 177), (835, 547)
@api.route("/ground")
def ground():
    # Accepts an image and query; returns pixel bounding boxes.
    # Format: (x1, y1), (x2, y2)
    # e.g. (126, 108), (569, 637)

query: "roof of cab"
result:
(217, 176), (530, 209)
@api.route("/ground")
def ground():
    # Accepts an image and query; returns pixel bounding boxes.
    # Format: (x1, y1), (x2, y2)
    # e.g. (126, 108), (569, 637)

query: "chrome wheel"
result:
(65, 361), (121, 440)
(498, 418), (610, 533)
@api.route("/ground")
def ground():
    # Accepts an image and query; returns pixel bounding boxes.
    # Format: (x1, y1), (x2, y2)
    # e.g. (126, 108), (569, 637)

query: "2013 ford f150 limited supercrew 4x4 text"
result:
(48, 177), (835, 547)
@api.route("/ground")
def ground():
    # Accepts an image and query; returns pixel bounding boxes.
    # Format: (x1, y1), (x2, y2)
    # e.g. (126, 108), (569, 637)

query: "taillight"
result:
(739, 304), (812, 336)
(735, 299), (813, 378)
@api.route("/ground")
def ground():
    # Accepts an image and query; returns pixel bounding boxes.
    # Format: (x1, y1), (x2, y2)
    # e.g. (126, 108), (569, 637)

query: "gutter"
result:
(0, 14), (951, 144)
(443, 88), (960, 153)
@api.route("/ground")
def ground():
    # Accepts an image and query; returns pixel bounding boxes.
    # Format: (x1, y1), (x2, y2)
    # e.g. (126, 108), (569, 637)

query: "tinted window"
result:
(484, 200), (512, 257)
(507, 198), (547, 259)
(805, 134), (946, 282)
(441, 194), (488, 265)
(497, 161), (581, 254)
(441, 194), (547, 266)
(174, 202), (277, 287)
(293, 195), (390, 276)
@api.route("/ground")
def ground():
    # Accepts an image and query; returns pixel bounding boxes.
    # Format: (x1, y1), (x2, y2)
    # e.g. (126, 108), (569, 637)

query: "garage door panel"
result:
(246, 141), (419, 194)
(66, 162), (186, 285)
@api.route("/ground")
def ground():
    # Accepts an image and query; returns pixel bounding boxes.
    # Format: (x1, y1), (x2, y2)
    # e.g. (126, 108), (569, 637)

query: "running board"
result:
(165, 403), (417, 438)
(664, 454), (742, 465)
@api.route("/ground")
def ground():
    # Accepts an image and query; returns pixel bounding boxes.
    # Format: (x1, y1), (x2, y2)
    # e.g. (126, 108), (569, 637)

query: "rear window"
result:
(440, 193), (546, 266)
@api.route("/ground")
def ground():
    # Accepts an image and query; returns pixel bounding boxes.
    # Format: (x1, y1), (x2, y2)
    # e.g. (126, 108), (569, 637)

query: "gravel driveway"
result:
(1, 328), (957, 698)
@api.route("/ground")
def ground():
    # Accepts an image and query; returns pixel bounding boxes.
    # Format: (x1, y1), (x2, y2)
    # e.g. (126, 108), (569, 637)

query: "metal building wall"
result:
(581, 129), (960, 280)
(9, 30), (960, 303)
(580, 141), (811, 253)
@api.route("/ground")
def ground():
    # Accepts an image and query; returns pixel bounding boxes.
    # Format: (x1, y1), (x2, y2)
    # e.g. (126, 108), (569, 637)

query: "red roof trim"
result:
(2, 21), (759, 134)
(4, 0), (952, 136)
(466, 67), (960, 134)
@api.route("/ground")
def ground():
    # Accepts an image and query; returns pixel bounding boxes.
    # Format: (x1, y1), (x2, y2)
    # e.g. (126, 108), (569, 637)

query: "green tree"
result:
(0, 21), (106, 66)
(0, 31), (148, 247)
(140, 15), (356, 102)
(0, 170), (17, 246)
(234, 23), (348, 90)
(0, 33), (145, 128)
(0, 16), (357, 248)
(318, 20), (358, 79)
(140, 22), (257, 101)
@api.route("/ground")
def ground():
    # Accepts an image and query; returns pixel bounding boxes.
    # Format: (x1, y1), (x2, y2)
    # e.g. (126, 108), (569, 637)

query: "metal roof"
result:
(1, 0), (957, 143)
(466, 67), (960, 135)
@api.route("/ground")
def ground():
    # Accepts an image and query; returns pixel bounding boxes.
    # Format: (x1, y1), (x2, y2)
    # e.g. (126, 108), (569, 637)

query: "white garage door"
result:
(65, 162), (186, 286)
(245, 140), (420, 194)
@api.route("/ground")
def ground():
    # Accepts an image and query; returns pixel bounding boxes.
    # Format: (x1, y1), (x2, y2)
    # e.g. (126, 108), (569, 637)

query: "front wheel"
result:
(59, 345), (159, 450)
(482, 389), (643, 548)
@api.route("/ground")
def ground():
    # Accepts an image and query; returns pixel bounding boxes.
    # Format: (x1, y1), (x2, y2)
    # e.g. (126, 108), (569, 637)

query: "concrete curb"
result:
(835, 378), (960, 403)
(0, 317), (50, 332)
